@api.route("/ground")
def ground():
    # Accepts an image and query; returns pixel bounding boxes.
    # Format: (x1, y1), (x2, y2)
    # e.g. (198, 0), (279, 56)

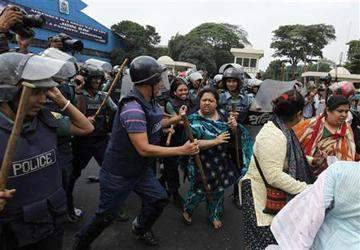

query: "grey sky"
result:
(83, 0), (360, 71)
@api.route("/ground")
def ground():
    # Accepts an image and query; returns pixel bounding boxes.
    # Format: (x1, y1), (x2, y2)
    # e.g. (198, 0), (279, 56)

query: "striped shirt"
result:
(120, 100), (147, 133)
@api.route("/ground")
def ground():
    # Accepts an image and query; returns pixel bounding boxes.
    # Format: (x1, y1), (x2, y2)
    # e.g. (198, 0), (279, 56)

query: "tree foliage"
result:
(262, 60), (283, 80)
(110, 20), (161, 64)
(270, 24), (336, 77)
(263, 58), (333, 81)
(168, 23), (250, 75)
(345, 40), (360, 74)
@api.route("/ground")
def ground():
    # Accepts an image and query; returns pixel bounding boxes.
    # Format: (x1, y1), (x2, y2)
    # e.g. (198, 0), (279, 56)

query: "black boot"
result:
(73, 234), (92, 250)
(72, 213), (115, 250)
(116, 207), (129, 222)
(131, 223), (159, 246)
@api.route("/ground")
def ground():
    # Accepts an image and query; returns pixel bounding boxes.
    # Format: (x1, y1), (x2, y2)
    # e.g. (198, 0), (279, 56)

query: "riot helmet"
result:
(214, 74), (223, 84)
(222, 67), (245, 92)
(188, 71), (203, 89)
(80, 63), (105, 90)
(0, 52), (76, 102)
(130, 56), (166, 86)
(85, 58), (112, 74)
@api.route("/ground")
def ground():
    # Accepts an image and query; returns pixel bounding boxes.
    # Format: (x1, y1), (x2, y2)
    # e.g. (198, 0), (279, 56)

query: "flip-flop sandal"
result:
(182, 212), (192, 225)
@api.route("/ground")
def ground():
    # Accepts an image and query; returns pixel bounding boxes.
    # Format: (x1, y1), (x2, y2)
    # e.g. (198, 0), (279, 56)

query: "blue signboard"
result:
(0, 0), (108, 43)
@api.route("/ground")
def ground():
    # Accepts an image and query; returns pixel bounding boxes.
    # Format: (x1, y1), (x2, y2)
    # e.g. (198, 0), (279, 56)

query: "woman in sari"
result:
(295, 95), (357, 175)
(182, 87), (252, 229)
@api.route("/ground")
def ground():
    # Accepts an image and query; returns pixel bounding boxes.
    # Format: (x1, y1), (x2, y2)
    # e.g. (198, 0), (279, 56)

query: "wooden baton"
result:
(0, 82), (34, 211)
(94, 58), (129, 119)
(231, 103), (241, 169)
(181, 114), (212, 202)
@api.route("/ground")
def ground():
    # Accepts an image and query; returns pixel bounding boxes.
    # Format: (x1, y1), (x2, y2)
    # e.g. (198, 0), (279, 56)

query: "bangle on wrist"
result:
(60, 100), (70, 112)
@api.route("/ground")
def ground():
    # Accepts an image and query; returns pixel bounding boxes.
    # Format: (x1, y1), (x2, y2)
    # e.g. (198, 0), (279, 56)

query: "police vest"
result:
(219, 91), (251, 123)
(82, 90), (109, 137)
(102, 88), (163, 177)
(0, 110), (66, 246)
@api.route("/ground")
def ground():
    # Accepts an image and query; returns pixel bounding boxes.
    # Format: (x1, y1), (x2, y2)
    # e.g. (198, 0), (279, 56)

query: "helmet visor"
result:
(41, 48), (77, 63)
(85, 59), (112, 73)
(159, 69), (170, 92)
(120, 69), (133, 98)
(22, 55), (76, 81)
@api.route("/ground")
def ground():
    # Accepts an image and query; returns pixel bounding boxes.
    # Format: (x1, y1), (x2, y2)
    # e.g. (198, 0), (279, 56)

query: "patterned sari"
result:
(183, 112), (253, 222)
(187, 112), (253, 193)
(294, 115), (356, 161)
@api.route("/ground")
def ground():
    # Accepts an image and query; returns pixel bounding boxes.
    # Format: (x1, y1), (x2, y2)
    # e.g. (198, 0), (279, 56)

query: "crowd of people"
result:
(0, 5), (359, 250)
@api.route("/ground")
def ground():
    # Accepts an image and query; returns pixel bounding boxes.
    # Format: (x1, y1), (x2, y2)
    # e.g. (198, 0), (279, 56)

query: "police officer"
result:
(188, 71), (203, 105)
(41, 47), (88, 222)
(219, 67), (252, 122)
(219, 67), (252, 209)
(73, 56), (199, 249)
(67, 63), (117, 217)
(0, 52), (93, 249)
(101, 65), (122, 104)
(213, 74), (224, 94)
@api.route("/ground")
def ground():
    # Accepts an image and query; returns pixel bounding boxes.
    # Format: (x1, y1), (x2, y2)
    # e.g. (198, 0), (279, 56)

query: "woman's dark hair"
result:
(273, 89), (305, 121)
(198, 87), (219, 105)
(326, 95), (350, 111)
(169, 77), (188, 98)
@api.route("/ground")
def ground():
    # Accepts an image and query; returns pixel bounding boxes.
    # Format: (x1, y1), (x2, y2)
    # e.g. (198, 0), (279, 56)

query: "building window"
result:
(236, 57), (243, 65)
(250, 58), (257, 68)
(243, 58), (250, 67)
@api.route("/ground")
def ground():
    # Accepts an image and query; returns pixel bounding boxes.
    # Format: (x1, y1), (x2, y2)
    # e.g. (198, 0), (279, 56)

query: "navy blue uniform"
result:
(218, 90), (252, 202)
(75, 88), (168, 246)
(0, 110), (66, 249)
(67, 89), (116, 212)
(219, 91), (252, 123)
(45, 82), (77, 215)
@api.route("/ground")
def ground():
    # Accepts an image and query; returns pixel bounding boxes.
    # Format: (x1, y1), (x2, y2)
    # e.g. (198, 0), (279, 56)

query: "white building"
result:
(157, 56), (196, 74)
(301, 67), (360, 84)
(230, 48), (264, 78)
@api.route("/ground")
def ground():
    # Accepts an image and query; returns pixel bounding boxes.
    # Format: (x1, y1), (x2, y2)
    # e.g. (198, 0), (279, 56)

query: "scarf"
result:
(272, 115), (315, 184)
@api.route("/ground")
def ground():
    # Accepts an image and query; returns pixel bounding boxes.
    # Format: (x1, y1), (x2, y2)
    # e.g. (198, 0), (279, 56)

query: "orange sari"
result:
(294, 115), (355, 161)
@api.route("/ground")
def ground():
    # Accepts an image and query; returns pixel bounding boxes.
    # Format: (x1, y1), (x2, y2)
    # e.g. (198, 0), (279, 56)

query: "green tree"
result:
(188, 22), (249, 50)
(262, 60), (283, 80)
(271, 24), (336, 78)
(168, 23), (250, 75)
(110, 20), (161, 64)
(345, 40), (360, 74)
(178, 44), (217, 73)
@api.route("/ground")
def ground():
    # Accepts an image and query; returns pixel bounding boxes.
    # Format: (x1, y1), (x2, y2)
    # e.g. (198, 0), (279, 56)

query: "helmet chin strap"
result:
(151, 85), (156, 106)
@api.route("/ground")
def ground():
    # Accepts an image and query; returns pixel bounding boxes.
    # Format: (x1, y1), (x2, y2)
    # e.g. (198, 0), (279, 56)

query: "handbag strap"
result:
(253, 154), (270, 187)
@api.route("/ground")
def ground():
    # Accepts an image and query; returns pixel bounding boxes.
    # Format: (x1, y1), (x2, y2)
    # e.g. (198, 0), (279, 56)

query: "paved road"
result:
(63, 158), (246, 250)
